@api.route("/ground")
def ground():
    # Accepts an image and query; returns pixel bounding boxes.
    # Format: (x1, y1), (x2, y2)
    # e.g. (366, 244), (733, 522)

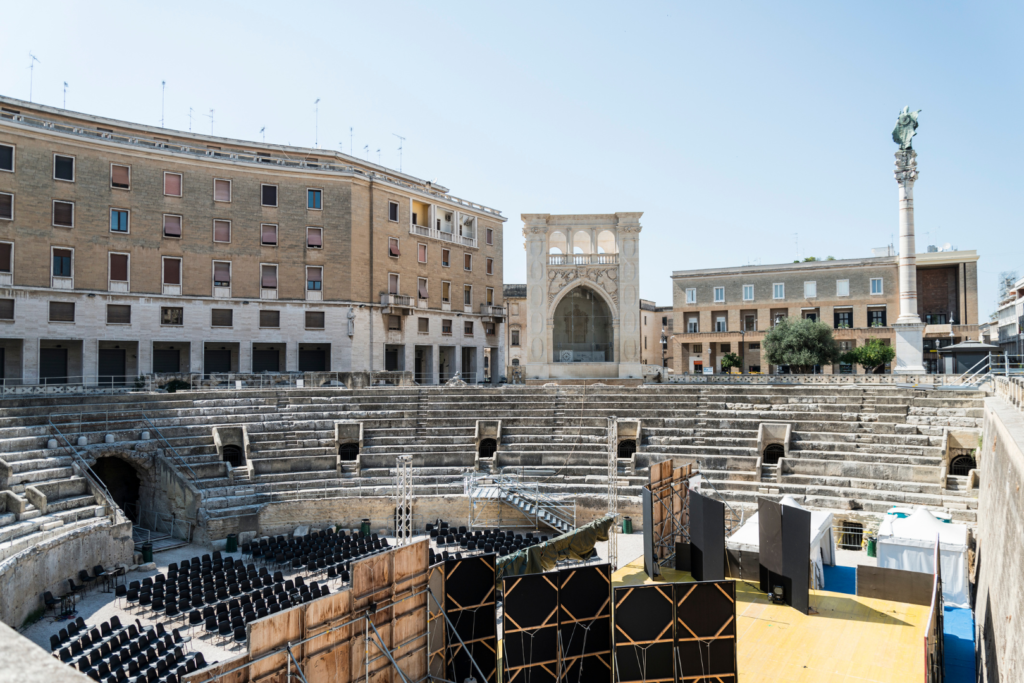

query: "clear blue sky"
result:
(2, 1), (1020, 319)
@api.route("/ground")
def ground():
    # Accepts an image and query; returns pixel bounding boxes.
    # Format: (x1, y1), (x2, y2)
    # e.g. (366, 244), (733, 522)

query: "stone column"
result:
(616, 213), (643, 379)
(522, 215), (550, 380)
(431, 343), (440, 385)
(893, 149), (926, 374)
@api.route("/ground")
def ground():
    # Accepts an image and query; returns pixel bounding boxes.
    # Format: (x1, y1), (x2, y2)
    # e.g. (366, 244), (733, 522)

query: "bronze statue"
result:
(892, 106), (921, 150)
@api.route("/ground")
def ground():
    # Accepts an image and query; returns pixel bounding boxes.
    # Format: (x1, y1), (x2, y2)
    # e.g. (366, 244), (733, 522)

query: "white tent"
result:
(876, 507), (969, 608)
(726, 496), (836, 589)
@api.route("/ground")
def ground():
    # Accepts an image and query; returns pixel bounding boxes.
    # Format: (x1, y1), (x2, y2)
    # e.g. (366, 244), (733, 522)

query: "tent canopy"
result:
(878, 507), (967, 551)
(727, 496), (833, 556)
(877, 507), (969, 608)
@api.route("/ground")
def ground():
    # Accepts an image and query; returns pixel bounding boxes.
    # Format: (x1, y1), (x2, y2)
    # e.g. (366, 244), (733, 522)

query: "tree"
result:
(839, 338), (895, 373)
(721, 352), (742, 374)
(762, 317), (839, 373)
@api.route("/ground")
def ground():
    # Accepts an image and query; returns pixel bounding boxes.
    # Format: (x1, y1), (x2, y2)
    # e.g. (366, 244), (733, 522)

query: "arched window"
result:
(597, 230), (617, 255)
(548, 231), (567, 255)
(511, 358), (520, 366)
(949, 452), (977, 476)
(762, 444), (784, 465)
(222, 444), (244, 468)
(479, 438), (497, 459)
(617, 439), (637, 459)
(552, 287), (614, 363)
(339, 443), (360, 461)
(572, 231), (593, 255)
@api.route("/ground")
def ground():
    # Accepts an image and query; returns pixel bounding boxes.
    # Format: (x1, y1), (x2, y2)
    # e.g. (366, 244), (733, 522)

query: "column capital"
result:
(894, 149), (918, 187)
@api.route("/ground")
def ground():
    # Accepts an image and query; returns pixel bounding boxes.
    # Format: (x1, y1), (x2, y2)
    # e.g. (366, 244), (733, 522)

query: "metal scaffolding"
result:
(394, 454), (413, 545)
(607, 415), (619, 570)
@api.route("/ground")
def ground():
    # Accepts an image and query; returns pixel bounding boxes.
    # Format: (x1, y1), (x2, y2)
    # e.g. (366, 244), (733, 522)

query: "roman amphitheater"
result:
(1, 374), (1022, 683)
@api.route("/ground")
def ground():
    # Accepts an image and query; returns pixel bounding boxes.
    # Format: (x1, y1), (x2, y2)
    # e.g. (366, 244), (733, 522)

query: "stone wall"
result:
(975, 398), (1024, 683)
(0, 518), (134, 628)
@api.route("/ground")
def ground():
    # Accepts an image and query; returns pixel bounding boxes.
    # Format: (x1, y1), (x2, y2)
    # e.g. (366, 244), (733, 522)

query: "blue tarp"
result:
(943, 606), (975, 683)
(822, 564), (856, 595)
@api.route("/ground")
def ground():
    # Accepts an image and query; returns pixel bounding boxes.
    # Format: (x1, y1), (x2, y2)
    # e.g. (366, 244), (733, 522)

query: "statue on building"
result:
(346, 308), (356, 337)
(892, 106), (921, 149)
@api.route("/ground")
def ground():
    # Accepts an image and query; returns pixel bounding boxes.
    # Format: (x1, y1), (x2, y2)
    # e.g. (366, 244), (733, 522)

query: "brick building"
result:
(670, 249), (980, 375)
(0, 95), (506, 385)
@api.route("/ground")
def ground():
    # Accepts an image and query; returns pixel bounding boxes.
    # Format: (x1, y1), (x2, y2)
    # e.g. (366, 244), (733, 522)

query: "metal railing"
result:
(381, 293), (415, 307)
(954, 353), (1024, 386)
(1, 374), (146, 394)
(407, 223), (477, 248)
(547, 253), (619, 266)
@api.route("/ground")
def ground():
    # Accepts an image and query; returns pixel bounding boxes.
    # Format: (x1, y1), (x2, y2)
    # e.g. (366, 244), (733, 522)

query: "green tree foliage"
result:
(839, 338), (895, 372)
(762, 317), (839, 373)
(721, 352), (742, 373)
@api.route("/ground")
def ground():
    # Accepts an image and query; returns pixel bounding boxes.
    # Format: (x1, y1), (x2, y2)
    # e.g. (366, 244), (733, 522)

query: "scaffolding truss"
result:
(648, 460), (693, 568)
(394, 454), (413, 545)
(607, 416), (619, 570)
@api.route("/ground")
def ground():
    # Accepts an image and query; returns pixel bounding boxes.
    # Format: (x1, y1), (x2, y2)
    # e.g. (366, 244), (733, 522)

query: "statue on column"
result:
(346, 308), (356, 337)
(892, 106), (921, 150)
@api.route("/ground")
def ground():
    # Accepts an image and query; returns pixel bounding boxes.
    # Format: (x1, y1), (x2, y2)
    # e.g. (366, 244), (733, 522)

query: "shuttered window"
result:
(106, 304), (131, 324)
(261, 184), (278, 207)
(307, 227), (322, 248)
(214, 179), (231, 202)
(464, 321), (474, 336)
(486, 228), (493, 245)
(163, 214), (182, 237)
(111, 164), (130, 189)
(49, 301), (75, 322)
(109, 253), (129, 281)
(305, 311), (325, 329)
(418, 244), (427, 263)
(213, 220), (231, 242)
(53, 201), (74, 227)
(213, 262), (231, 286)
(442, 281), (451, 303)
(389, 238), (400, 257)
(418, 318), (429, 333)
(0, 193), (11, 220)
(261, 264), (278, 288)
(0, 243), (11, 272)
(418, 278), (428, 299)
(211, 309), (233, 327)
(486, 258), (493, 275)
(307, 267), (322, 291)
(464, 254), (472, 271)
(389, 273), (399, 295)
(164, 172), (182, 196)
(0, 299), (13, 320)
(259, 310), (280, 328)
(163, 259), (181, 285)
(442, 249), (450, 267)
(261, 224), (278, 246)
(464, 285), (472, 305)
(486, 287), (494, 304)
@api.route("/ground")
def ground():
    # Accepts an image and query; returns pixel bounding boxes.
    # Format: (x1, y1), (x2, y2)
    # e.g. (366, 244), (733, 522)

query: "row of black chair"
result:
(50, 615), (124, 655)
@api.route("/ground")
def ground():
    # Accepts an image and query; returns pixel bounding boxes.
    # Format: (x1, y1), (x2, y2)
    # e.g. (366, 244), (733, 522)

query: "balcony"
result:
(548, 253), (619, 266)
(409, 224), (476, 249)
(480, 304), (505, 320)
(381, 293), (414, 308)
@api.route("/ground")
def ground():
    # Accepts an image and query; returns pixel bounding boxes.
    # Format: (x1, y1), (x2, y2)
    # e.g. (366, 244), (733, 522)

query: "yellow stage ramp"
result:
(612, 557), (928, 683)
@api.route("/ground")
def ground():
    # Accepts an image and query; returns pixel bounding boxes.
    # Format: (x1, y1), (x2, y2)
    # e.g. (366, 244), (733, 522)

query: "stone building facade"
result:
(0, 96), (506, 384)
(503, 284), (526, 375)
(670, 250), (980, 375)
(639, 299), (673, 371)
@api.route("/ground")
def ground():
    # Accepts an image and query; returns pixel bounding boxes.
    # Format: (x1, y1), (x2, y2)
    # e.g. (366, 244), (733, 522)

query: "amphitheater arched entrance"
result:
(339, 443), (360, 461)
(92, 456), (141, 523)
(762, 444), (784, 465)
(478, 438), (497, 459)
(617, 439), (637, 459)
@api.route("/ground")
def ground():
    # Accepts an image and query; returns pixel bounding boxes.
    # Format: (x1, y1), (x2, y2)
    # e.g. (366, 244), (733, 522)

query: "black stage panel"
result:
(558, 563), (612, 683)
(757, 497), (784, 575)
(857, 565), (935, 606)
(642, 487), (660, 578)
(690, 490), (725, 581)
(782, 504), (812, 615)
(675, 541), (692, 572)
(613, 585), (675, 683)
(444, 554), (497, 682)
(726, 548), (760, 582)
(503, 572), (559, 682)
(674, 580), (738, 681)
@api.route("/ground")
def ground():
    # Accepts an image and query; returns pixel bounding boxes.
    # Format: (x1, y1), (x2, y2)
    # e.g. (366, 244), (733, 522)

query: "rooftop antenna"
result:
(260, 126), (265, 143)
(349, 127), (353, 156)
(377, 148), (381, 164)
(188, 107), (194, 132)
(314, 98), (320, 148)
(393, 133), (405, 172)
(363, 144), (369, 160)
(28, 52), (40, 103)
(206, 108), (214, 135)
(794, 232), (799, 261)
(161, 80), (166, 127)
(63, 81), (67, 109)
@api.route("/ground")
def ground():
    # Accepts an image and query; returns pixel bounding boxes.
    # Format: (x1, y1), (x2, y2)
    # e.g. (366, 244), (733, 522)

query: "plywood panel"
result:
(353, 551), (394, 613)
(248, 604), (305, 681)
(857, 565), (935, 606)
(427, 564), (446, 680)
(182, 652), (250, 683)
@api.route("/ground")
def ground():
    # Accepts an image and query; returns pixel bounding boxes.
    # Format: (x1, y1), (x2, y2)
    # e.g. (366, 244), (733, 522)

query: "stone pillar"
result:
(431, 344), (440, 385)
(522, 215), (550, 379)
(403, 343), (415, 377)
(893, 149), (926, 374)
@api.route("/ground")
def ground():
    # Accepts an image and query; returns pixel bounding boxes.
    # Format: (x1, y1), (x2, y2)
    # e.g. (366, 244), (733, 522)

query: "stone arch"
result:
(92, 456), (142, 522)
(597, 230), (617, 254)
(549, 280), (618, 317)
(222, 444), (244, 468)
(339, 443), (360, 461)
(548, 231), (567, 254)
(617, 439), (637, 459)
(762, 444), (784, 465)
(551, 285), (616, 363)
(949, 452), (977, 476)
(572, 231), (593, 254)
(478, 438), (497, 459)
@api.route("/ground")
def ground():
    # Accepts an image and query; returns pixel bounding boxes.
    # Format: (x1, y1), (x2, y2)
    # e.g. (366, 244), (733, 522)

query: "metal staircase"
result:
(465, 473), (576, 534)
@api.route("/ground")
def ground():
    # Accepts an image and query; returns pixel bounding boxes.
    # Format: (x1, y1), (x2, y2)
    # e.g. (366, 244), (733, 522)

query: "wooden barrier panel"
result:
(856, 565), (934, 607)
(182, 652), (250, 683)
(613, 585), (674, 683)
(303, 590), (353, 683)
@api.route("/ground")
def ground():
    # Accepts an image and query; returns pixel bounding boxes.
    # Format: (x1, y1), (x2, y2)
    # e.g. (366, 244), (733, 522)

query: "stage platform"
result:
(612, 556), (930, 683)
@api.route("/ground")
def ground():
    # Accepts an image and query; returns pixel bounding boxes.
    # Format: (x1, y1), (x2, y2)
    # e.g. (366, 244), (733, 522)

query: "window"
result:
(110, 209), (130, 233)
(485, 323), (495, 335)
(686, 288), (696, 304)
(110, 164), (130, 189)
(0, 192), (11, 220)
(715, 317), (727, 332)
(870, 278), (883, 295)
(261, 184), (278, 207)
(464, 285), (472, 305)
(486, 287), (494, 305)
(714, 287), (725, 302)
(163, 214), (182, 238)
(486, 258), (493, 275)
(307, 266), (322, 291)
(49, 301), (75, 322)
(511, 330), (520, 346)
(464, 321), (474, 336)
(260, 310), (280, 328)
(109, 253), (129, 283)
(214, 220), (231, 243)
(261, 264), (278, 289)
(0, 242), (11, 273)
(52, 248), (72, 277)
(687, 319), (698, 333)
(161, 307), (184, 326)
(742, 285), (754, 301)
(54, 154), (75, 181)
(106, 304), (131, 324)
(418, 317), (429, 334)
(0, 143), (13, 172)
(692, 344), (702, 353)
(0, 299), (13, 320)
(214, 178), (231, 202)
(389, 237), (400, 257)
(162, 258), (181, 286)
(868, 309), (887, 327)
(164, 172), (182, 197)
(749, 365), (761, 373)
(260, 224), (278, 246)
(388, 315), (401, 331)
(720, 343), (731, 353)
(836, 279), (850, 297)
(464, 254), (472, 271)
(213, 261), (231, 287)
(388, 273), (399, 295)
(442, 281), (451, 303)
(486, 228), (494, 245)
(773, 283), (785, 299)
(441, 249), (450, 267)
(418, 277), (428, 300)
(388, 201), (399, 222)
(743, 314), (757, 331)
(52, 201), (74, 227)
(303, 311), (323, 329)
(307, 227), (323, 249)
(804, 281), (817, 298)
(418, 243), (427, 263)
(211, 309), (233, 327)
(307, 189), (322, 210)
(442, 319), (452, 335)
(749, 342), (761, 350)
(835, 310), (852, 328)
